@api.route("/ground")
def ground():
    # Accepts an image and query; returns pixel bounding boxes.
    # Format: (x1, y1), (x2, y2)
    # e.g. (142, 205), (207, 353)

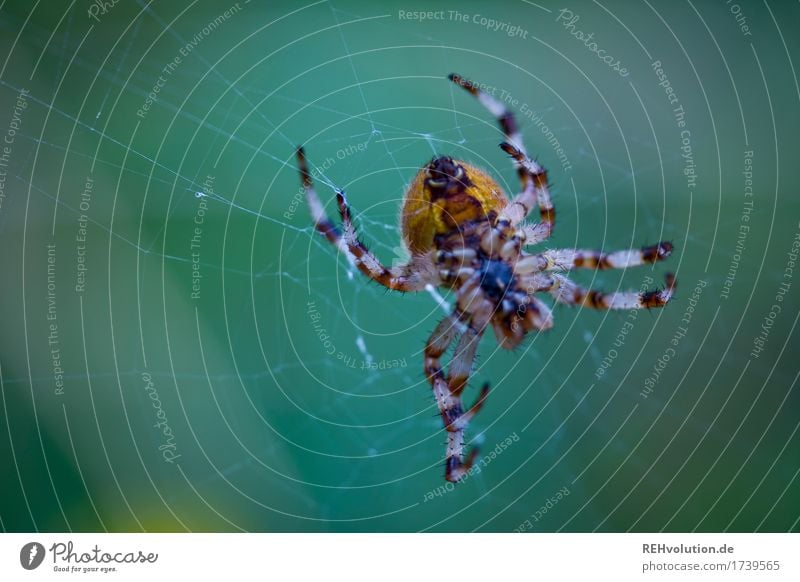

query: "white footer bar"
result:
(1, 533), (797, 581)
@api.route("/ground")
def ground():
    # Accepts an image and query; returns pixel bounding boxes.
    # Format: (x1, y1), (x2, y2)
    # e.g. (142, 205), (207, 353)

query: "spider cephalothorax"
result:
(296, 73), (675, 482)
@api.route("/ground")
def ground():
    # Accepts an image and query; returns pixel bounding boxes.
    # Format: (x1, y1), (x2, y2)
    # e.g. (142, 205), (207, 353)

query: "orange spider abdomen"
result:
(401, 158), (509, 253)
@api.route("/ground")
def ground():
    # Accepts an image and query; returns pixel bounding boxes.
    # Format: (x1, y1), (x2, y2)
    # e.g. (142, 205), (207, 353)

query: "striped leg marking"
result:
(297, 147), (342, 246)
(537, 242), (673, 271)
(297, 146), (433, 292)
(449, 72), (528, 183)
(499, 142), (555, 231)
(544, 273), (677, 310)
(425, 300), (492, 482)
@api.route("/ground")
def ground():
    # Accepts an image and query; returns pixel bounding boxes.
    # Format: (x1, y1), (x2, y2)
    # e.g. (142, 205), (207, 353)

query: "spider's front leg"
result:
(498, 142), (555, 232)
(296, 146), (435, 292)
(449, 73), (555, 239)
(474, 143), (555, 262)
(449, 73), (528, 183)
(424, 279), (492, 482)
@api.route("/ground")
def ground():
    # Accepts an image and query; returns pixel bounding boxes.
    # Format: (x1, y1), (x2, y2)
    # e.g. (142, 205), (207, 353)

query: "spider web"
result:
(1, 0), (798, 534)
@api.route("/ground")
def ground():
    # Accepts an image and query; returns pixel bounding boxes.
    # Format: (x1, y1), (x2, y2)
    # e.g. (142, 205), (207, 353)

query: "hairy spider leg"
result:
(528, 272), (677, 309)
(498, 141), (555, 232)
(449, 74), (556, 234)
(424, 278), (493, 482)
(297, 146), (434, 292)
(448, 73), (528, 183)
(533, 242), (674, 272)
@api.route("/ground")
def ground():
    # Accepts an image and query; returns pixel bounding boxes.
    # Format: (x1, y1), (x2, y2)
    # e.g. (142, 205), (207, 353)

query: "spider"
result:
(295, 73), (675, 483)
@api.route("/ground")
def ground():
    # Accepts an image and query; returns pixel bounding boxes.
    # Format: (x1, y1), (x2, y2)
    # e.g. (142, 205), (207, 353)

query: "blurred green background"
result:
(0, 0), (798, 532)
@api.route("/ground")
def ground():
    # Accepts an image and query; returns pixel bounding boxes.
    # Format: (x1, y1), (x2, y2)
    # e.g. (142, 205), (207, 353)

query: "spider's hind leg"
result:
(425, 292), (492, 483)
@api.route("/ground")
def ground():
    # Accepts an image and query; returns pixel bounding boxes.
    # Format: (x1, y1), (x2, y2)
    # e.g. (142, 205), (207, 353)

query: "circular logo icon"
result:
(20, 542), (45, 570)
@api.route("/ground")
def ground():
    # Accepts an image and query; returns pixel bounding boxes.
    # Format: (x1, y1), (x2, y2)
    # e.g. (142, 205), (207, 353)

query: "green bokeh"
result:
(0, 0), (798, 532)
